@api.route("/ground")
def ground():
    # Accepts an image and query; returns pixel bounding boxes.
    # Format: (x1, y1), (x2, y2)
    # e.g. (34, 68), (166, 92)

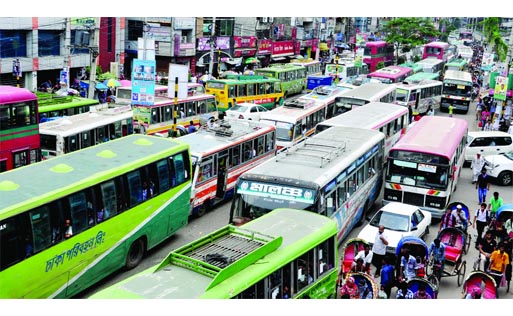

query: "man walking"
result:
(476, 168), (490, 204)
(471, 153), (485, 184)
(473, 203), (489, 248)
(371, 224), (389, 278)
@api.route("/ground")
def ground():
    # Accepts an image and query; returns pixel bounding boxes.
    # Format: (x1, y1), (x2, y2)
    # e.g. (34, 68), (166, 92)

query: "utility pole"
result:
(507, 24), (513, 74)
(87, 18), (99, 100)
(209, 17), (216, 78)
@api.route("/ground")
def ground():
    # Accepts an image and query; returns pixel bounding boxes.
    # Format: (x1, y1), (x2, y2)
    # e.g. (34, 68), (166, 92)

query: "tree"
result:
(382, 17), (440, 64)
(438, 18), (457, 42)
(480, 17), (508, 62)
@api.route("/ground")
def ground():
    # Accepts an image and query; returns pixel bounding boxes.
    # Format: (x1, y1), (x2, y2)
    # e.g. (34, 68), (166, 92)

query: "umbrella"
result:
(244, 57), (259, 64)
(119, 79), (131, 87)
(219, 70), (239, 78)
(95, 82), (108, 90)
(103, 78), (122, 88)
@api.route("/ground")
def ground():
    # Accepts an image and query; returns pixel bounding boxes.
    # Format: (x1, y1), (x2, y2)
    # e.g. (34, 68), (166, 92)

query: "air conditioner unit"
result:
(268, 17), (274, 23)
(181, 36), (187, 43)
(262, 17), (268, 23)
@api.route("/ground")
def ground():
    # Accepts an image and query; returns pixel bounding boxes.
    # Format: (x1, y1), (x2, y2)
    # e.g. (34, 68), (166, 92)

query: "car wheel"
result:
(498, 171), (512, 186)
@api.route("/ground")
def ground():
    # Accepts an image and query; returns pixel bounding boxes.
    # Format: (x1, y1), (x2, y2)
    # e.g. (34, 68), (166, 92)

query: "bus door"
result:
(216, 150), (229, 199)
(413, 89), (421, 111)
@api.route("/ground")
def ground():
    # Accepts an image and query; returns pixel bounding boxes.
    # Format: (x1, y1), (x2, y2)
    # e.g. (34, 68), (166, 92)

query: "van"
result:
(465, 131), (513, 164)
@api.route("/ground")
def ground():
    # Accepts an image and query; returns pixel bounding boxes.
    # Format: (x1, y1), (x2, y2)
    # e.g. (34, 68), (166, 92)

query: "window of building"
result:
(0, 31), (27, 58)
(38, 31), (61, 57)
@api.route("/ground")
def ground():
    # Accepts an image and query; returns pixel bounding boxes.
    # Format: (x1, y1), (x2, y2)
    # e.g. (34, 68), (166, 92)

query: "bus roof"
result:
(368, 66), (412, 78)
(239, 126), (384, 188)
(443, 70), (473, 83)
(38, 105), (133, 137)
(365, 41), (388, 47)
(259, 97), (326, 123)
(178, 118), (275, 157)
(317, 102), (408, 130)
(0, 86), (37, 103)
(89, 208), (336, 299)
(404, 72), (440, 82)
(445, 58), (467, 66)
(37, 95), (100, 113)
(424, 41), (450, 48)
(415, 58), (444, 66)
(389, 116), (468, 160)
(255, 64), (306, 73)
(290, 58), (320, 65)
(335, 82), (396, 101)
(0, 135), (188, 218)
(206, 76), (280, 84)
(399, 78), (442, 87)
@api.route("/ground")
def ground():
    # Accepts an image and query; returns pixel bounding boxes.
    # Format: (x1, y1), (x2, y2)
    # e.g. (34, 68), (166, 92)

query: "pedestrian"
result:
(371, 224), (389, 278)
(476, 98), (483, 121)
(408, 104), (413, 124)
(187, 120), (196, 134)
(476, 168), (490, 204)
(380, 256), (394, 299)
(448, 104), (454, 117)
(483, 119), (494, 131)
(489, 242), (510, 298)
(488, 191), (504, 220)
(473, 202), (490, 247)
(481, 106), (490, 130)
(470, 153), (485, 184)
(439, 207), (456, 231)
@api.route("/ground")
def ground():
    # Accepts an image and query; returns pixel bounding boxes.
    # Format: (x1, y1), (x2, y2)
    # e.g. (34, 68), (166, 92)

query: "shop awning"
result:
(271, 56), (287, 61)
(224, 57), (243, 65)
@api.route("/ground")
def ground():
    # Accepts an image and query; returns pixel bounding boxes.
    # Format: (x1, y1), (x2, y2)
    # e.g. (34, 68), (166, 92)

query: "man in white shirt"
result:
(352, 243), (373, 274)
(371, 225), (389, 278)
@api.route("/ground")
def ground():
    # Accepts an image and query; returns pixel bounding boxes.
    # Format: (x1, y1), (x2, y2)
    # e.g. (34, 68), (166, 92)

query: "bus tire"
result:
(126, 238), (145, 270)
(197, 200), (210, 217)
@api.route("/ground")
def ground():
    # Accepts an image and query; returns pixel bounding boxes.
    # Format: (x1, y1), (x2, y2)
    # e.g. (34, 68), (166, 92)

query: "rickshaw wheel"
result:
(428, 274), (439, 292)
(457, 261), (466, 286)
(464, 234), (471, 254)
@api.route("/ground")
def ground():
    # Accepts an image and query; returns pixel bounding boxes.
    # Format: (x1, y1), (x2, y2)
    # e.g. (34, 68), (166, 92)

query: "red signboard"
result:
(233, 36), (257, 49)
(257, 39), (272, 55)
(272, 40), (295, 56)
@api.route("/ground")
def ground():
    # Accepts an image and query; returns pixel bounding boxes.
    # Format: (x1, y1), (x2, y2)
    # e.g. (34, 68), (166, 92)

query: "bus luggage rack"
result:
(203, 118), (265, 140)
(168, 226), (282, 286)
(279, 136), (347, 168)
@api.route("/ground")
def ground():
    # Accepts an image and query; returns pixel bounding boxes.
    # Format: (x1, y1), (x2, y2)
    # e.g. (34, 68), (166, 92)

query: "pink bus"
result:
(383, 116), (468, 219)
(422, 41), (451, 62)
(363, 41), (395, 72)
(366, 65), (413, 84)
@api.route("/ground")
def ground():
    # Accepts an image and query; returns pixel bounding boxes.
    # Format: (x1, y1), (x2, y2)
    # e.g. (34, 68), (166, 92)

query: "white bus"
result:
(394, 79), (443, 115)
(177, 118), (276, 217)
(315, 102), (409, 159)
(334, 82), (397, 113)
(415, 58), (445, 77)
(39, 104), (134, 158)
(259, 96), (335, 150)
(383, 116), (468, 219)
(441, 70), (473, 114)
(229, 126), (385, 244)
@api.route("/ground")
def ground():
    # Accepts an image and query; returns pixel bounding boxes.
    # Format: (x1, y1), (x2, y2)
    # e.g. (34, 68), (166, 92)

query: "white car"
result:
(357, 202), (432, 254)
(484, 150), (513, 186)
(465, 131), (513, 165)
(225, 103), (268, 121)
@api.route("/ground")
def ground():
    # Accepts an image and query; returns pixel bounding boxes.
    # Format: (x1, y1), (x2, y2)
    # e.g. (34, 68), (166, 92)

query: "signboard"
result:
(131, 59), (156, 106)
(197, 36), (231, 51)
(494, 75), (509, 101)
(168, 64), (189, 99)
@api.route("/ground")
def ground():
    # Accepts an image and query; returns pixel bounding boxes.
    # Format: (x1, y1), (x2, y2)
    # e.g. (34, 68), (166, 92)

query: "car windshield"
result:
(370, 210), (410, 232)
(230, 105), (248, 113)
(504, 151), (513, 160)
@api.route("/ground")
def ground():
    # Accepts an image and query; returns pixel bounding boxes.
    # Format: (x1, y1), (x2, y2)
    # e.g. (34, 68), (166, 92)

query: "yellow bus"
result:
(205, 75), (284, 112)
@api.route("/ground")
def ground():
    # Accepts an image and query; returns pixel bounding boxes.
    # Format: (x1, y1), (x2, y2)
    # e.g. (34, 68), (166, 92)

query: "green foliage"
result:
(85, 65), (103, 77)
(480, 17), (508, 62)
(382, 17), (440, 64)
(376, 61), (385, 70)
(413, 55), (422, 63)
(397, 56), (406, 65)
(97, 72), (117, 81)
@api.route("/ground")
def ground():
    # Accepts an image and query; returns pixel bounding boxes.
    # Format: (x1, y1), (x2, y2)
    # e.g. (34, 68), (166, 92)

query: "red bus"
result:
(0, 86), (41, 172)
(422, 41), (452, 62)
(363, 41), (395, 72)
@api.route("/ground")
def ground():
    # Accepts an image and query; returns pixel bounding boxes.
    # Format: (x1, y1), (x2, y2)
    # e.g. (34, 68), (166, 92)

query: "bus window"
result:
(67, 191), (89, 235)
(127, 170), (143, 206)
(237, 85), (246, 97)
(29, 206), (52, 253)
(231, 145), (241, 166)
(228, 86), (236, 98)
(247, 84), (255, 96)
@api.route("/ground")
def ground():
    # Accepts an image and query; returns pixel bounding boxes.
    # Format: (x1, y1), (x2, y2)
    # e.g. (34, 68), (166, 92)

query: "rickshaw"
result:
(344, 272), (379, 299)
(407, 277), (438, 299)
(395, 236), (429, 279)
(461, 270), (497, 299)
(427, 226), (468, 286)
(339, 238), (370, 280)
(495, 204), (513, 240)
(446, 202), (472, 254)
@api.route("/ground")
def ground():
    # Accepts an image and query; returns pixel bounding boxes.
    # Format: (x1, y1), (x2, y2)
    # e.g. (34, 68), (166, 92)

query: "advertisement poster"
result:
(168, 63), (189, 100)
(131, 59), (156, 106)
(494, 76), (508, 101)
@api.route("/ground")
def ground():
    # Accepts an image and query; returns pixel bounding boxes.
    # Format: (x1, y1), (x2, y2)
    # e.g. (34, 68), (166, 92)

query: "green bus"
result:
(89, 208), (338, 299)
(443, 58), (468, 73)
(0, 135), (192, 298)
(36, 92), (100, 122)
(205, 75), (284, 111)
(399, 61), (423, 74)
(404, 72), (440, 83)
(255, 64), (307, 98)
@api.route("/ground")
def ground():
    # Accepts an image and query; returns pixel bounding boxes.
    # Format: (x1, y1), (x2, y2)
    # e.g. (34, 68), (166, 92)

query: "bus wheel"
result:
(197, 200), (210, 217)
(126, 238), (145, 269)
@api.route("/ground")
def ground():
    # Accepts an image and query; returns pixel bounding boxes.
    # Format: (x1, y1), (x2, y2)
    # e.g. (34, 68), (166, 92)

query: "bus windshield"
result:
(260, 120), (294, 142)
(386, 158), (449, 189)
(394, 88), (411, 103)
(443, 82), (472, 97)
(335, 97), (367, 109)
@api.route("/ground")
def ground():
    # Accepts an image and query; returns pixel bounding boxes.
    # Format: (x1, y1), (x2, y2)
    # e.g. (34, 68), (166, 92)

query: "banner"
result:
(494, 76), (508, 101)
(131, 59), (156, 106)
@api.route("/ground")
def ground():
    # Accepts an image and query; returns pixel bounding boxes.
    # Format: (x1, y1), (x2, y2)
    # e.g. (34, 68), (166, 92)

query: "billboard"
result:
(131, 59), (156, 106)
